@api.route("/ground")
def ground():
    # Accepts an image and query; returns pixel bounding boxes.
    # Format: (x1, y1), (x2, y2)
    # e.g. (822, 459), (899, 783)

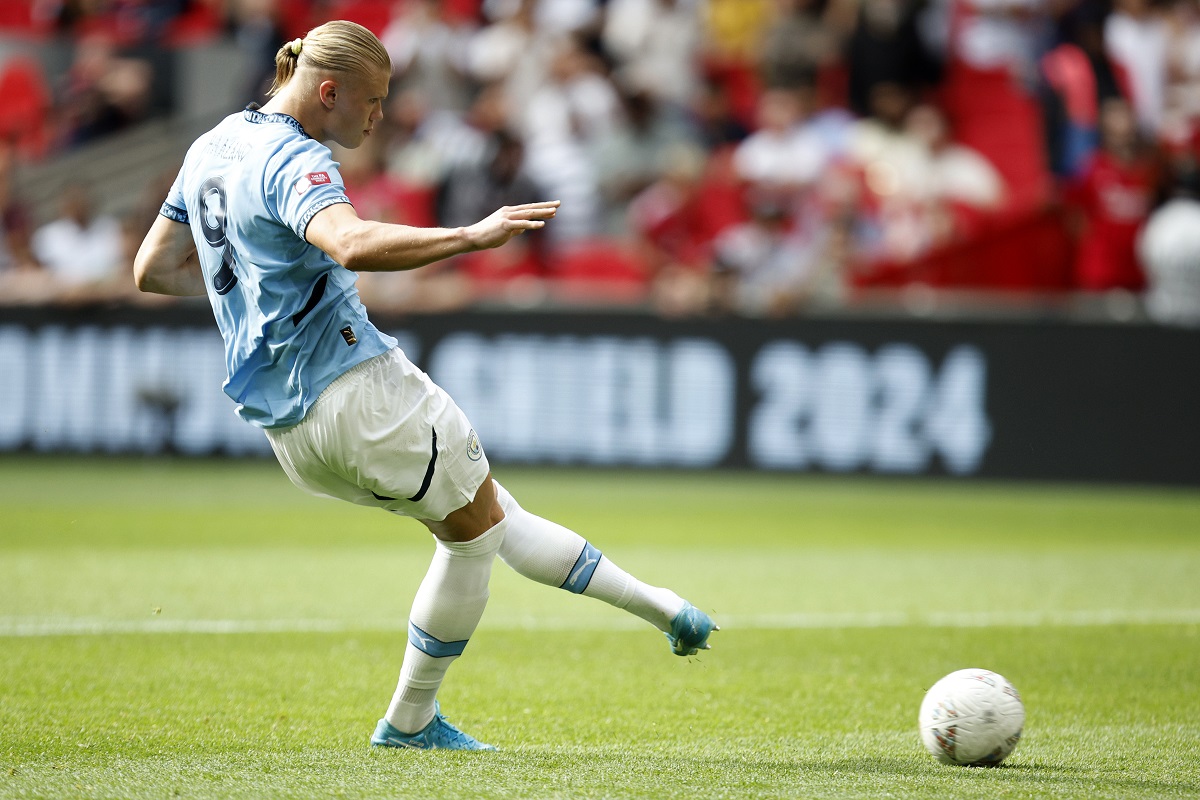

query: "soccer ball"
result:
(918, 668), (1025, 766)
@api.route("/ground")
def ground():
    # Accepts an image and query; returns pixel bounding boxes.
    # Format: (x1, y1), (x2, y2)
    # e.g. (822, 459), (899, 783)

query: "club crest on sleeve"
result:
(466, 429), (483, 461)
(294, 172), (331, 196)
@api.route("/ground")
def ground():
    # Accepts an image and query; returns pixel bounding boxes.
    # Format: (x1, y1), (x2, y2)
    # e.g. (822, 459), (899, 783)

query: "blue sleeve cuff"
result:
(160, 202), (189, 224)
(297, 196), (352, 242)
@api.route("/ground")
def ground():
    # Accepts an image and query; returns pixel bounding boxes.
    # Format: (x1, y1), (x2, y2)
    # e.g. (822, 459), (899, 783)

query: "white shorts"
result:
(264, 348), (490, 522)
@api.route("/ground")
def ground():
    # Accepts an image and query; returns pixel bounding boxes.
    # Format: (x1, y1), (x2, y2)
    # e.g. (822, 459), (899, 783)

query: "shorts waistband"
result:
(273, 350), (394, 434)
(320, 349), (393, 397)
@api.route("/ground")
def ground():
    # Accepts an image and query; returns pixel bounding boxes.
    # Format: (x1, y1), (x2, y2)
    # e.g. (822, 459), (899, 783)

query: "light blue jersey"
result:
(162, 106), (396, 428)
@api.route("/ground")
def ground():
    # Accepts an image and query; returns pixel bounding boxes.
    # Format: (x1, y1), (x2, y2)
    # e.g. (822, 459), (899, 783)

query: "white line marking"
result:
(1, 609), (1198, 638)
(723, 608), (1200, 629)
(0, 619), (351, 636)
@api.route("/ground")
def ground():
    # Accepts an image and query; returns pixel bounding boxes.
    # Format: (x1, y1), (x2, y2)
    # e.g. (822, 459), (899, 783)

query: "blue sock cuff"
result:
(560, 541), (602, 594)
(408, 621), (469, 658)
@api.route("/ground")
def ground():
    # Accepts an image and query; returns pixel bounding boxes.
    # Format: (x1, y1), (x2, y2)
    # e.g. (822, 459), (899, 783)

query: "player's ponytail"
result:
(267, 21), (391, 97)
(267, 37), (304, 97)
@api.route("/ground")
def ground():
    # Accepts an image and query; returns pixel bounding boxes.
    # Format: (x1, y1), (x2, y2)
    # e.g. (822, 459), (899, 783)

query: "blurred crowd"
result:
(2, 0), (1200, 322)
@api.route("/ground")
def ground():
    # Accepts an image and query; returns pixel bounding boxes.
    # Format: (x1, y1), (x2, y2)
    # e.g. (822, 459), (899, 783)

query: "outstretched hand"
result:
(466, 201), (560, 251)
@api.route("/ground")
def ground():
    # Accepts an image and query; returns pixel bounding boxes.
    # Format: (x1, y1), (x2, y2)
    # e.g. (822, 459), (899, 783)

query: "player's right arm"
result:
(304, 199), (559, 273)
(133, 215), (206, 296)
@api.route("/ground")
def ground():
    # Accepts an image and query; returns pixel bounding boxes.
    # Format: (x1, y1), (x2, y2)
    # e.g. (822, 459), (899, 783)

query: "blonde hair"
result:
(268, 20), (392, 97)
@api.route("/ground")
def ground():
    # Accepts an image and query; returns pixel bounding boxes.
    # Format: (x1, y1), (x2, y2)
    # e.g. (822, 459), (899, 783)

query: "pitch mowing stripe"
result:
(1, 608), (1199, 637)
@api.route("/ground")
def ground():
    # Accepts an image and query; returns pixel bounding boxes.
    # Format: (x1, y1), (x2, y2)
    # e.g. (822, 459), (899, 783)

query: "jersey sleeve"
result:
(265, 139), (353, 242)
(159, 166), (189, 224)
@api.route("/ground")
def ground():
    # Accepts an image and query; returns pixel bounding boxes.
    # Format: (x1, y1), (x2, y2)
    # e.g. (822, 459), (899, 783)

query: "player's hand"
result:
(465, 201), (559, 251)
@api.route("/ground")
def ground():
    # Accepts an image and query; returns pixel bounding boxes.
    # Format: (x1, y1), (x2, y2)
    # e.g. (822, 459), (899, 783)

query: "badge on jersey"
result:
(294, 171), (332, 196)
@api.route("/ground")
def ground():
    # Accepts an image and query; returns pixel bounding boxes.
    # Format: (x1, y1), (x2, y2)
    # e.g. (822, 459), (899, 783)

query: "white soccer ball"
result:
(918, 668), (1025, 766)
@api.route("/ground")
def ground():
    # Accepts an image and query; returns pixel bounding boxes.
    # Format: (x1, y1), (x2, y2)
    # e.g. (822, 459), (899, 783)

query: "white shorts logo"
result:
(466, 429), (483, 461)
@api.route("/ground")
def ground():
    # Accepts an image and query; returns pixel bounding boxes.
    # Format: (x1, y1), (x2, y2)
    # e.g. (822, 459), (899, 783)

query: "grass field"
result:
(1, 457), (1198, 799)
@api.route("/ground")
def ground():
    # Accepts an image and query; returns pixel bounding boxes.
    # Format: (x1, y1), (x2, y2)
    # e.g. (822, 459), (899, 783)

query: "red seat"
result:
(0, 57), (51, 159)
(548, 241), (651, 304)
(0, 1), (35, 32)
(855, 206), (1074, 291)
(442, 0), (483, 24)
(938, 64), (1053, 212)
(164, 2), (223, 46)
(309, 0), (394, 35)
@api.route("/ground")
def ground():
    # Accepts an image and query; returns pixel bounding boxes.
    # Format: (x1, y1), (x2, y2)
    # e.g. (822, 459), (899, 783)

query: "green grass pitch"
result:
(1, 457), (1198, 799)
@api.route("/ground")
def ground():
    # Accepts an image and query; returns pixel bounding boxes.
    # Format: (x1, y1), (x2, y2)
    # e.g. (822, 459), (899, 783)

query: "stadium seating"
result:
(0, 56), (51, 159)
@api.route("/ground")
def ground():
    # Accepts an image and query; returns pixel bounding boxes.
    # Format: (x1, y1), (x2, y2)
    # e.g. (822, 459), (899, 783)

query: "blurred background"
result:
(0, 0), (1197, 484)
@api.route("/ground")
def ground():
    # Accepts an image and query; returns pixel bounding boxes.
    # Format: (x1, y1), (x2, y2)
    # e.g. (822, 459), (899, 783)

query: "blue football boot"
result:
(371, 704), (496, 751)
(666, 602), (719, 656)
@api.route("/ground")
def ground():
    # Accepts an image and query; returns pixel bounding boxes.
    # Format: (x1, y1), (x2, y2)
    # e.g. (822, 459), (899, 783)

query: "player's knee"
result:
(476, 477), (505, 530)
(426, 476), (504, 542)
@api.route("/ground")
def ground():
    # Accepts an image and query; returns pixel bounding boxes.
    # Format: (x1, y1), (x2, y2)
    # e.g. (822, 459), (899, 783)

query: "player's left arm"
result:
(134, 215), (205, 296)
(304, 200), (559, 273)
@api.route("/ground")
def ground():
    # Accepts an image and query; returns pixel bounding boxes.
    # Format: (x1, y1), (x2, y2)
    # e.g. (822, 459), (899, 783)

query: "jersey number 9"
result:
(198, 176), (239, 296)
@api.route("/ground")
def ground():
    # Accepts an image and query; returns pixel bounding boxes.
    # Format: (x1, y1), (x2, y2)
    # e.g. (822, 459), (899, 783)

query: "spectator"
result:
(1158, 119), (1200, 198)
(700, 0), (776, 128)
(0, 137), (56, 305)
(842, 100), (1007, 263)
(949, 0), (1050, 85)
(549, 0), (603, 32)
(804, 164), (864, 304)
(733, 85), (842, 189)
(593, 85), (699, 234)
(30, 181), (125, 295)
(520, 33), (622, 240)
(33, 0), (188, 40)
(115, 0), (190, 43)
(0, 141), (37, 274)
(844, 0), (942, 117)
(339, 122), (477, 314)
(886, 102), (1007, 261)
(438, 130), (543, 228)
(1105, 0), (1169, 136)
(1162, 0), (1200, 135)
(688, 76), (750, 149)
(905, 102), (1005, 209)
(383, 87), (488, 190)
(758, 0), (841, 91)
(468, 0), (555, 105)
(709, 186), (822, 315)
(338, 133), (435, 228)
(627, 142), (724, 314)
(1066, 98), (1161, 292)
(383, 0), (477, 113)
(703, 0), (775, 63)
(845, 82), (935, 260)
(1040, 4), (1131, 177)
(437, 129), (548, 290)
(59, 32), (154, 147)
(602, 0), (702, 109)
(521, 33), (621, 145)
(229, 0), (288, 105)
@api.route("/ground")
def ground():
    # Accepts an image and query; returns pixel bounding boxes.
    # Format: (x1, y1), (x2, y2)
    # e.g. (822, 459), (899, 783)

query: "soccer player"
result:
(133, 20), (716, 751)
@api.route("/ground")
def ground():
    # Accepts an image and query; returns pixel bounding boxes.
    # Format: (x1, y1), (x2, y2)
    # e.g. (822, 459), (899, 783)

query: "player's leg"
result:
(492, 480), (717, 655)
(266, 351), (504, 749)
(377, 477), (505, 747)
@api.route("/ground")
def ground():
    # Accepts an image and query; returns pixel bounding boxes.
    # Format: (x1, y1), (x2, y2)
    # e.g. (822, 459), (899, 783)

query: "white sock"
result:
(384, 518), (506, 734)
(492, 481), (686, 632)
